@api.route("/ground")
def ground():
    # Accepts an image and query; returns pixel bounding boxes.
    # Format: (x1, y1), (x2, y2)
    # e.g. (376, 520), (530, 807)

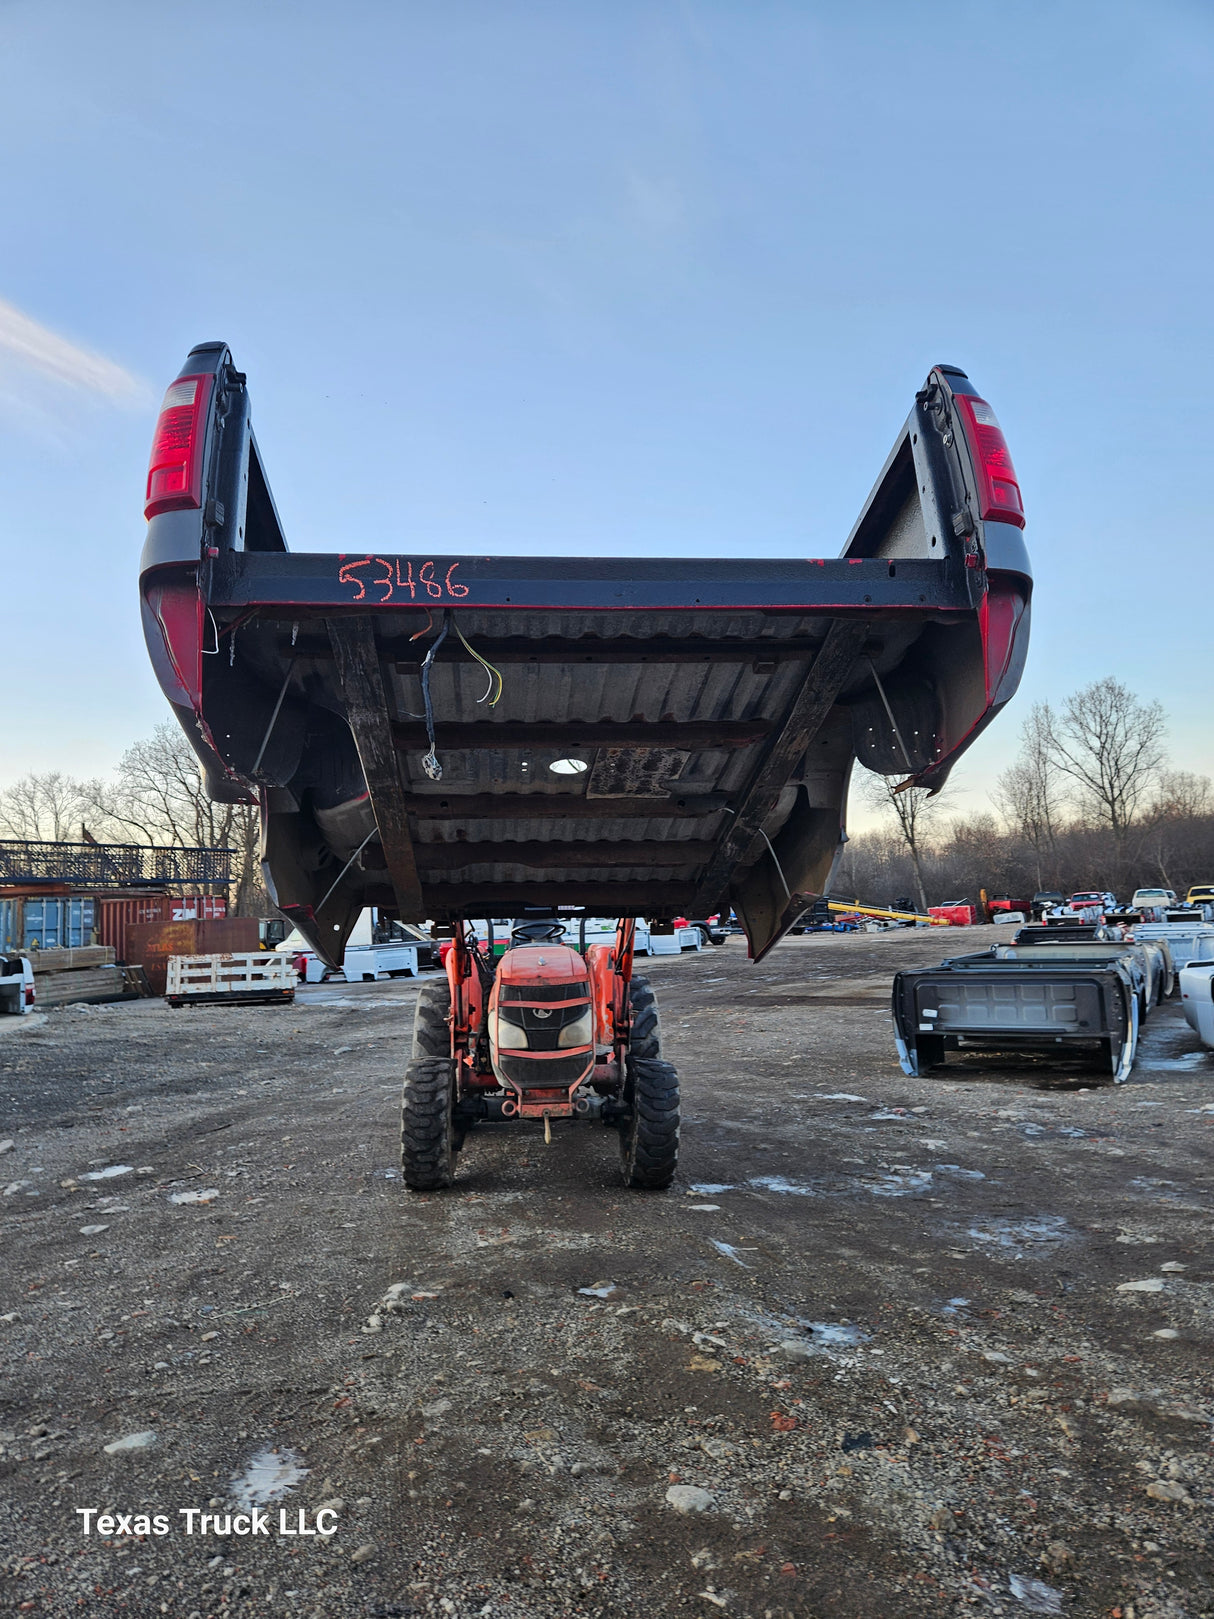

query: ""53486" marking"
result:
(337, 557), (469, 604)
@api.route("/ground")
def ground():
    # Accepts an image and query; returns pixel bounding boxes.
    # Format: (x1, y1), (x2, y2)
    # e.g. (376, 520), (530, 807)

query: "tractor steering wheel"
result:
(510, 921), (566, 943)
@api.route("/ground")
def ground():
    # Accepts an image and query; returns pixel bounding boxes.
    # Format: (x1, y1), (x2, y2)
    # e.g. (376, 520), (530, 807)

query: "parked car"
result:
(1184, 884), (1214, 909)
(986, 893), (1031, 919)
(1131, 887), (1176, 913)
(1031, 891), (1065, 917)
(388, 922), (440, 969)
(1133, 893), (1178, 919)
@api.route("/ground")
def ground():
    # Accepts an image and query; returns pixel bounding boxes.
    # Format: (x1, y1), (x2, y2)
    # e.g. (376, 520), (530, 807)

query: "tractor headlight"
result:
(492, 1010), (530, 1050)
(557, 1009), (594, 1049)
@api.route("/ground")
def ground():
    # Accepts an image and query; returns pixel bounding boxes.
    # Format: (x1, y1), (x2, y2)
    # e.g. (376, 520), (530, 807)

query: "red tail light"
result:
(954, 394), (1025, 529)
(145, 373), (213, 519)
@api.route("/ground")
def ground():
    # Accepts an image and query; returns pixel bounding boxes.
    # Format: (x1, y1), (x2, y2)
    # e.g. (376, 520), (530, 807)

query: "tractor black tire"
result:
(619, 1055), (680, 1190)
(401, 1056), (457, 1190)
(412, 979), (452, 1059)
(627, 975), (662, 1061)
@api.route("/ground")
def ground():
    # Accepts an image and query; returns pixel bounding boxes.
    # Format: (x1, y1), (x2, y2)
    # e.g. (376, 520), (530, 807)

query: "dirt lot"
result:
(1, 925), (1212, 1619)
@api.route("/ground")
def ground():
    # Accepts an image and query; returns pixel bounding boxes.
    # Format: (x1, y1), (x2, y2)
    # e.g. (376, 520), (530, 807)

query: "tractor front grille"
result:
(495, 1051), (593, 1091)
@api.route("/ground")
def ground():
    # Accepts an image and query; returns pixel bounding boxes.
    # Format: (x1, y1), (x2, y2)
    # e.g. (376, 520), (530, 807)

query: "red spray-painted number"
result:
(337, 558), (469, 603)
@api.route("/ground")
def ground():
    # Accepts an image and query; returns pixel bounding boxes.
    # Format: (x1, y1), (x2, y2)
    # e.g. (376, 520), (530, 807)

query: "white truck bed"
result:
(304, 941), (420, 983)
(166, 952), (296, 1006)
(1180, 961), (1214, 1047)
(1131, 921), (1214, 971)
(0, 956), (35, 1015)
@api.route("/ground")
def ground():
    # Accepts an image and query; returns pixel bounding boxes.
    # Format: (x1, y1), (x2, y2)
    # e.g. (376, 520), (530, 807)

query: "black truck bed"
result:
(140, 348), (1031, 964)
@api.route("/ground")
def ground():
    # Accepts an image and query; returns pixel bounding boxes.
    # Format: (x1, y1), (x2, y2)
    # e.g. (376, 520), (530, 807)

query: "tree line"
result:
(841, 677), (1212, 910)
(0, 725), (265, 916)
(1, 676), (1209, 920)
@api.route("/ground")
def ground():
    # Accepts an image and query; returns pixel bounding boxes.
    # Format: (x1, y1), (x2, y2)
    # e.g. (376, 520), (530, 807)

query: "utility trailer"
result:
(140, 345), (1031, 1187)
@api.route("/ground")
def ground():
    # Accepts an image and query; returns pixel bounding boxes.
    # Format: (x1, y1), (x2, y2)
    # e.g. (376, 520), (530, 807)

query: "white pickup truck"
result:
(0, 955), (35, 1015)
(288, 909), (421, 983)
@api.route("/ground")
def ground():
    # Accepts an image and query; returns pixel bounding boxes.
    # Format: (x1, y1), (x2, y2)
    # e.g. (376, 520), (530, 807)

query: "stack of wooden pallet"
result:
(25, 945), (149, 1008)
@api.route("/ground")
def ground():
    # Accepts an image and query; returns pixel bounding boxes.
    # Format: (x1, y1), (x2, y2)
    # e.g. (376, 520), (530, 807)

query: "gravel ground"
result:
(1, 925), (1211, 1619)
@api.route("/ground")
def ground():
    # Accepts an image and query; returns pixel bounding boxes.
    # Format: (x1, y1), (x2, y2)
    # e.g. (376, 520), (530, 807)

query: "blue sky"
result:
(1, 0), (1211, 828)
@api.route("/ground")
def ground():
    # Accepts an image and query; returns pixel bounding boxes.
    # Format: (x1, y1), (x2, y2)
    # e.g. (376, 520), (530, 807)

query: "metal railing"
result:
(0, 841), (234, 888)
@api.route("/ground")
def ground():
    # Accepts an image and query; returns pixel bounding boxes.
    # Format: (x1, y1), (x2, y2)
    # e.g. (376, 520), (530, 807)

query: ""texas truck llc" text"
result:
(76, 1508), (338, 1538)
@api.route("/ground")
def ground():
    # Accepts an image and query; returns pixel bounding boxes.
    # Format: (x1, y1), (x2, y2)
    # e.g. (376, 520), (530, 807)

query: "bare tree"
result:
(859, 772), (948, 912)
(993, 702), (1065, 889)
(100, 725), (233, 849)
(87, 724), (265, 915)
(0, 771), (104, 841)
(1142, 770), (1212, 890)
(1152, 770), (1211, 822)
(1043, 678), (1167, 867)
(0, 728), (265, 914)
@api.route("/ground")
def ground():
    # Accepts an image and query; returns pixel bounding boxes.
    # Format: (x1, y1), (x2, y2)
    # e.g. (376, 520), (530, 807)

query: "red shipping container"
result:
(97, 897), (168, 955)
(170, 896), (227, 921)
(98, 896), (229, 959)
(123, 917), (259, 995)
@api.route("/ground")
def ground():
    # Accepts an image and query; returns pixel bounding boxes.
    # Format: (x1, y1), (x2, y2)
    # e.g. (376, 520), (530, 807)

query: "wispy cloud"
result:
(0, 296), (146, 405)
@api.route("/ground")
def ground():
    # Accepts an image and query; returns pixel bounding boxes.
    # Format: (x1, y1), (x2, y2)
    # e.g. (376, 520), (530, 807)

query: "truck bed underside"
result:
(139, 353), (1031, 965)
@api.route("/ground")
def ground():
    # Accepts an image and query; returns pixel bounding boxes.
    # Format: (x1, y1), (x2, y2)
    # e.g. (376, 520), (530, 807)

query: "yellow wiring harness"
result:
(453, 619), (504, 707)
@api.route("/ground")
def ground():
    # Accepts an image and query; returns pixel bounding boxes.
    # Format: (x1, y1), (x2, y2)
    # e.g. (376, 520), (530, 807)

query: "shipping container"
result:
(97, 895), (228, 959)
(123, 917), (259, 995)
(22, 897), (95, 950)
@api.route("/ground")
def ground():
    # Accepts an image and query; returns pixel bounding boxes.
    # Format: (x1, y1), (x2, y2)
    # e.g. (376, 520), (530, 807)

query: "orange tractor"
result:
(403, 917), (678, 1191)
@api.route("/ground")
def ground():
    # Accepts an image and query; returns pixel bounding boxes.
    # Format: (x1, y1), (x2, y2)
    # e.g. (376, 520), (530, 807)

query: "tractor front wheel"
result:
(401, 1056), (457, 1190)
(627, 975), (661, 1060)
(412, 979), (452, 1058)
(619, 1055), (680, 1189)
